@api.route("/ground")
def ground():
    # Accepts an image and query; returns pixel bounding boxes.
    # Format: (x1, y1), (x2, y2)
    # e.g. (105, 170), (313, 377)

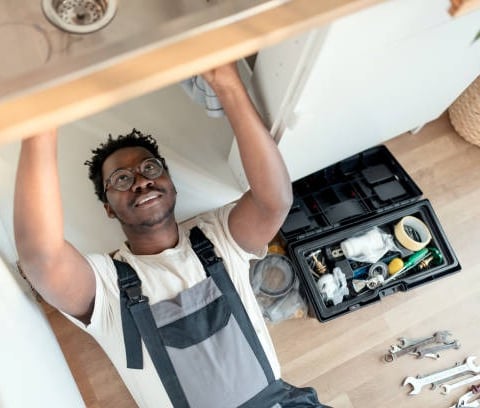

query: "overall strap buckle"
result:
(124, 285), (149, 306)
(190, 226), (222, 269)
(116, 262), (149, 306)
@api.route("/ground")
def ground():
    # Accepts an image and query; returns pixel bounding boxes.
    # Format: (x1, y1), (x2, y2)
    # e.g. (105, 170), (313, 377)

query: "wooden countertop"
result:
(0, 0), (385, 145)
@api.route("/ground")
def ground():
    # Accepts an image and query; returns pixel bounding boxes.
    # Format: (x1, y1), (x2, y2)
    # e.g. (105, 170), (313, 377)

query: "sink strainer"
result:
(42, 0), (117, 34)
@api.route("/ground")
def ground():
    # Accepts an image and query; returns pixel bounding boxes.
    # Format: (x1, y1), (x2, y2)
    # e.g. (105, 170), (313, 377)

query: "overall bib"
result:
(114, 227), (330, 408)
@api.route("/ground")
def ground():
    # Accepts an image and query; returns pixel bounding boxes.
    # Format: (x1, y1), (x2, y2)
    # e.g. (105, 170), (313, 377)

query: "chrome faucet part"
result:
(352, 274), (385, 293)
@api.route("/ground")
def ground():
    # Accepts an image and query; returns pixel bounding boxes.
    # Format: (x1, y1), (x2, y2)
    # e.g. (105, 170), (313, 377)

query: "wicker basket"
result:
(448, 75), (480, 147)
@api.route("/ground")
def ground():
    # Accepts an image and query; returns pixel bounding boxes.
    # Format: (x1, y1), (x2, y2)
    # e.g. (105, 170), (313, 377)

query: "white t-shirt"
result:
(64, 204), (281, 408)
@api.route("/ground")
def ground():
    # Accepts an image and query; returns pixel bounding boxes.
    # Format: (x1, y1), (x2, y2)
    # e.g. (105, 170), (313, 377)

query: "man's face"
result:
(102, 146), (176, 229)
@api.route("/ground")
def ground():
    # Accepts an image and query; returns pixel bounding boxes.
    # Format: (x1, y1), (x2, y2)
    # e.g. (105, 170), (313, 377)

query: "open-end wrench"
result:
(449, 385), (480, 408)
(403, 356), (480, 395)
(385, 331), (452, 362)
(431, 368), (468, 390)
(399, 331), (450, 348)
(441, 374), (480, 394)
(413, 340), (461, 359)
(449, 395), (479, 408)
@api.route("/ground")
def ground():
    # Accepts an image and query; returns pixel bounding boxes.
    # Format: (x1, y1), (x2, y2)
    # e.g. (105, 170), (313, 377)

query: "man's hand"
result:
(26, 127), (58, 140)
(201, 62), (243, 93)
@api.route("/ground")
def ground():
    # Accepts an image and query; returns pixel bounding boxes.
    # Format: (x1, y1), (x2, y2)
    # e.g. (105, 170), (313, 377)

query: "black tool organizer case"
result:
(280, 145), (461, 322)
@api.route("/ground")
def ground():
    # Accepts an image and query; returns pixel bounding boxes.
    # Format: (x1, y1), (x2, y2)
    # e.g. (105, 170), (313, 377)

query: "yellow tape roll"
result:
(394, 216), (432, 251)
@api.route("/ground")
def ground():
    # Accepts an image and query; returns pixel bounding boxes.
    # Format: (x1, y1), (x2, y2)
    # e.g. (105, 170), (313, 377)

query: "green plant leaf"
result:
(474, 29), (480, 43)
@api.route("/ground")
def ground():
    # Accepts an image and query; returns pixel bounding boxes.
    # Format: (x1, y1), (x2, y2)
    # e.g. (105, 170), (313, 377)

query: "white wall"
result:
(0, 240), (85, 407)
(0, 143), (84, 407)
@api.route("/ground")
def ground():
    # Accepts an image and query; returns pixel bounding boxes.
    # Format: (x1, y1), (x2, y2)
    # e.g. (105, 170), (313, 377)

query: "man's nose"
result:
(131, 173), (154, 191)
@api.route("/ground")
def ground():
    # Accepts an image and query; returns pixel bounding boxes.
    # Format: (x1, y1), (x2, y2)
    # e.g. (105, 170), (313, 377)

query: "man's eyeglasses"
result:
(104, 157), (165, 194)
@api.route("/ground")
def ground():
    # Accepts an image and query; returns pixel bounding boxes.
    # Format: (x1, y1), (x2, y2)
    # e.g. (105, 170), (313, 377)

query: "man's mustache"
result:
(128, 186), (169, 207)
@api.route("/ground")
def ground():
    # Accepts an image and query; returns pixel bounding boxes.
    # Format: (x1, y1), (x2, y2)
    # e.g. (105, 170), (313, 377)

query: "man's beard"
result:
(138, 202), (175, 228)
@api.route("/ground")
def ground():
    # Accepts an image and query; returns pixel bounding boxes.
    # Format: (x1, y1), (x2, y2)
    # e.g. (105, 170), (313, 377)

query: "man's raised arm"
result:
(14, 129), (96, 322)
(203, 63), (293, 254)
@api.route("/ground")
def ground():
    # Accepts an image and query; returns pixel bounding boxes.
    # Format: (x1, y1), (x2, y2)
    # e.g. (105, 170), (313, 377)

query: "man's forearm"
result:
(14, 130), (96, 318)
(214, 76), (292, 211)
(14, 130), (65, 266)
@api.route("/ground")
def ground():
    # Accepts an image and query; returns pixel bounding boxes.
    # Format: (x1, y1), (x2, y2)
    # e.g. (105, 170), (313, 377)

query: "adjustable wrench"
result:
(403, 356), (480, 395)
(385, 331), (452, 362)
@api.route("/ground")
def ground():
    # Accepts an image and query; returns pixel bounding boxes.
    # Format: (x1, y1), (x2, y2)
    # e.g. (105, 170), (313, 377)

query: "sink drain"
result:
(42, 0), (117, 34)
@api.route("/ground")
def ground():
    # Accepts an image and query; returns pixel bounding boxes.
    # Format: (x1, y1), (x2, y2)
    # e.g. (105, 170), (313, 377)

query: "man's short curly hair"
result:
(84, 129), (168, 202)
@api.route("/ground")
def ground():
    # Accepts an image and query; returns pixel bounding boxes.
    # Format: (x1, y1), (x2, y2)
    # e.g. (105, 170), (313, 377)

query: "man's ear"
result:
(104, 202), (117, 219)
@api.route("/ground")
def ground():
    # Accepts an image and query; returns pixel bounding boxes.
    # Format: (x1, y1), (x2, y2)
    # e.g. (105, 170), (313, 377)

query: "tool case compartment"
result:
(280, 145), (461, 322)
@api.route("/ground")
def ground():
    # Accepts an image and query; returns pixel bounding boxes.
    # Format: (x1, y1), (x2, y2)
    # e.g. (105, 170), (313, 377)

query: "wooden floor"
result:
(42, 112), (480, 408)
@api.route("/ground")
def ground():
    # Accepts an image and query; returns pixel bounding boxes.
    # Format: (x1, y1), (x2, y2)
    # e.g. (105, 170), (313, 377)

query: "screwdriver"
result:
(382, 248), (430, 285)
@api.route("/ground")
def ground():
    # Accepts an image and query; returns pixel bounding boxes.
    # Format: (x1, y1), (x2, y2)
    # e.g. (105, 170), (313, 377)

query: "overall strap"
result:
(189, 226), (276, 384)
(189, 226), (220, 276)
(114, 259), (190, 407)
(114, 259), (144, 369)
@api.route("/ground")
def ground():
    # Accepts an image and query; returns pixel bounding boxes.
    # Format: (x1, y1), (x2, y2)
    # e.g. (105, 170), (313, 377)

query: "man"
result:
(14, 63), (327, 407)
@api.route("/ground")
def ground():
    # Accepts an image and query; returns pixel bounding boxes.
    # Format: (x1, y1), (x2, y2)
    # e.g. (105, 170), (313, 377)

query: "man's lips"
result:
(133, 191), (163, 207)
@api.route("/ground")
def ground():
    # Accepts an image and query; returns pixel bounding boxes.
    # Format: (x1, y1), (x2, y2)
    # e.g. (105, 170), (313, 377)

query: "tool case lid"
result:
(280, 145), (423, 243)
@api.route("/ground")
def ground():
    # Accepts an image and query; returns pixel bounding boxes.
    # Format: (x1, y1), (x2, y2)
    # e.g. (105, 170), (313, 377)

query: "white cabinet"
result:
(0, 243), (85, 407)
(247, 0), (480, 182)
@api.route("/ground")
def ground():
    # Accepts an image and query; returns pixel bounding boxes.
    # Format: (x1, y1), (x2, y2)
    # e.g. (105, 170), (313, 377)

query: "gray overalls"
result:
(114, 227), (329, 408)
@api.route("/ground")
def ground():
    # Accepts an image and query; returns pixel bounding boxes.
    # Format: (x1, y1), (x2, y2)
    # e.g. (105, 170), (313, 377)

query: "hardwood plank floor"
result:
(42, 111), (480, 407)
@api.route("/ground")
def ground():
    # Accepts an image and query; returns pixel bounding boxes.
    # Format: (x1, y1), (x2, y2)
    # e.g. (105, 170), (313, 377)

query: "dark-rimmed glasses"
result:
(104, 157), (164, 194)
